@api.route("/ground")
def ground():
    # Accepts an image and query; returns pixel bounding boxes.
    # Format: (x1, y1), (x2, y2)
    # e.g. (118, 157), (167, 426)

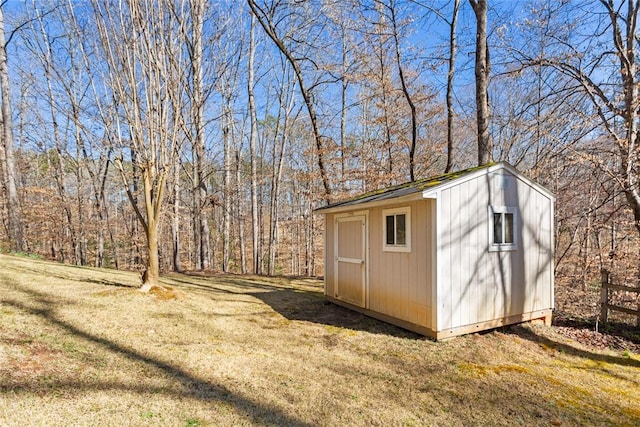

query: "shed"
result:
(315, 162), (554, 339)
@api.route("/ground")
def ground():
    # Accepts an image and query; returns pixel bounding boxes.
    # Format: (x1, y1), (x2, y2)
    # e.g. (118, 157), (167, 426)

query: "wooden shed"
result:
(315, 162), (554, 339)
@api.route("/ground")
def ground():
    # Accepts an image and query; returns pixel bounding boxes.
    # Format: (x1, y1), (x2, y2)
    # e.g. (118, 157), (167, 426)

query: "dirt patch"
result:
(552, 314), (640, 353)
(554, 278), (640, 352)
(147, 284), (178, 300)
(0, 335), (63, 382)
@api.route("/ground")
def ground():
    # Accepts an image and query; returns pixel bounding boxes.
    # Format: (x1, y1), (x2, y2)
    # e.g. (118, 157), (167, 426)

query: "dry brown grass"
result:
(1, 254), (638, 426)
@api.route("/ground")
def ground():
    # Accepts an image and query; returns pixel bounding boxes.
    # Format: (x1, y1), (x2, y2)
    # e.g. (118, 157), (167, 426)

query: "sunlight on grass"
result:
(0, 254), (638, 426)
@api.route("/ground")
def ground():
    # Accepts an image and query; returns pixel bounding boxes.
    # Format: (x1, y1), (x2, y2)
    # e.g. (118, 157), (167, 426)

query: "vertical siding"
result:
(334, 216), (366, 306)
(324, 213), (335, 297)
(437, 171), (553, 331)
(368, 200), (434, 329)
(337, 219), (363, 259)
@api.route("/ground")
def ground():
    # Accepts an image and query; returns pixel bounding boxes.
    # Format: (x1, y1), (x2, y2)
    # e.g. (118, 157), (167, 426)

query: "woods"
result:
(0, 0), (638, 302)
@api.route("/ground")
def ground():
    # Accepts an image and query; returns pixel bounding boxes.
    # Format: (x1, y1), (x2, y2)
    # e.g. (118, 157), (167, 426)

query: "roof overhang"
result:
(314, 191), (424, 214)
(314, 162), (555, 215)
(421, 162), (555, 201)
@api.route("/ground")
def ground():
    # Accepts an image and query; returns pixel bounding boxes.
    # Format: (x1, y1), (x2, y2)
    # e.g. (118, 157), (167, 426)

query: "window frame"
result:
(488, 206), (518, 252)
(382, 206), (411, 253)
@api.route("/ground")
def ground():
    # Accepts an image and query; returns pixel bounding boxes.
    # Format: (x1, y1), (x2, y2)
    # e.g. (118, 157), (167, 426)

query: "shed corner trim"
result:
(422, 190), (438, 199)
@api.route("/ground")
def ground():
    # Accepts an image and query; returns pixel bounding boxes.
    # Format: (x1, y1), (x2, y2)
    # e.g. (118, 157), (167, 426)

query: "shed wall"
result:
(325, 214), (336, 297)
(437, 170), (554, 331)
(368, 200), (435, 329)
(324, 200), (436, 331)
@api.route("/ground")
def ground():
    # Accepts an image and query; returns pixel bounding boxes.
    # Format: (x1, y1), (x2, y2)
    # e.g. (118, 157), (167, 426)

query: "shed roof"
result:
(314, 162), (553, 214)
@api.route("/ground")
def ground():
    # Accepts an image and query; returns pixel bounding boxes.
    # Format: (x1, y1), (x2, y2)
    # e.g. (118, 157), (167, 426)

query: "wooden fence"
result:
(600, 270), (640, 325)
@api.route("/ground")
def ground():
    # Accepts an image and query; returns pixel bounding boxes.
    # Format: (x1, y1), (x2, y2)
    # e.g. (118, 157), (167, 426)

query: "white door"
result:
(334, 214), (367, 307)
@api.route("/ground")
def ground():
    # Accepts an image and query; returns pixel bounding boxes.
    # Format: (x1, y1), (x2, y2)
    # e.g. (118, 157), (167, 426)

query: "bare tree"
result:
(0, 4), (23, 251)
(266, 58), (296, 275)
(91, 0), (189, 289)
(469, 0), (491, 165)
(247, 0), (332, 200)
(222, 97), (232, 273)
(445, 0), (460, 173)
(511, 0), (640, 238)
(185, 0), (210, 271)
(248, 13), (260, 274)
(26, 1), (85, 265)
(383, 0), (418, 181)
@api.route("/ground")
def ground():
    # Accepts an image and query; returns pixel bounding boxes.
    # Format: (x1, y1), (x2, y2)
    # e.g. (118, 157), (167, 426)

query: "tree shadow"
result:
(0, 283), (313, 426)
(250, 288), (422, 339)
(166, 274), (304, 296)
(505, 325), (640, 369)
(553, 314), (640, 347)
(84, 278), (138, 289)
(164, 274), (421, 337)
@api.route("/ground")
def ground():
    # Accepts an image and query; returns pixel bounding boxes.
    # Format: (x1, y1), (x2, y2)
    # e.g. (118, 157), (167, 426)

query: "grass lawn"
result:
(1, 254), (638, 426)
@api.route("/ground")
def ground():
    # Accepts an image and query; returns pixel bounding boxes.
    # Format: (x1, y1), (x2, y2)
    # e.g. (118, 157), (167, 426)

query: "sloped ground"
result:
(1, 254), (638, 426)
(554, 277), (640, 353)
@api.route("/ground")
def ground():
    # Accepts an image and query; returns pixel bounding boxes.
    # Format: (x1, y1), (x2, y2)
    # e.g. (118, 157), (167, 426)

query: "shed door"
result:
(334, 215), (367, 307)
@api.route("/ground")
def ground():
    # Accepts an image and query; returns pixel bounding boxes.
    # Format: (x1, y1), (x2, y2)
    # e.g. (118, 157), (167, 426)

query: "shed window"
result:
(383, 207), (411, 252)
(489, 206), (517, 251)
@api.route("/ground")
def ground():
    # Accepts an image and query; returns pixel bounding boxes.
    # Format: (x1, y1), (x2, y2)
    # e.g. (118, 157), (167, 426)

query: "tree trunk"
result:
(222, 106), (231, 272)
(142, 219), (161, 290)
(248, 14), (260, 274)
(340, 21), (348, 188)
(139, 167), (165, 289)
(374, 3), (393, 181)
(172, 154), (182, 273)
(445, 0), (460, 173)
(388, 0), (418, 181)
(470, 0), (491, 165)
(268, 85), (293, 276)
(0, 5), (23, 252)
(190, 0), (210, 271)
(236, 148), (247, 274)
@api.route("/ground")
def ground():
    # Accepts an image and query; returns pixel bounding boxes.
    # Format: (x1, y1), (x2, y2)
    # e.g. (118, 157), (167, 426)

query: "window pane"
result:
(386, 215), (395, 245)
(396, 214), (406, 245)
(493, 213), (503, 244)
(504, 213), (514, 244)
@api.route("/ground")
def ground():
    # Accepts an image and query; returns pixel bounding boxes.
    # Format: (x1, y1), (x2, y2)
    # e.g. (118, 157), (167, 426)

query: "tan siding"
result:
(368, 200), (433, 329)
(337, 219), (363, 259)
(333, 215), (366, 306)
(337, 262), (363, 304)
(324, 214), (335, 297)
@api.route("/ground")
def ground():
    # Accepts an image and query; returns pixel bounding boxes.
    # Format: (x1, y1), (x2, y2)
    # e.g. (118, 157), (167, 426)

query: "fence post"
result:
(600, 269), (609, 325)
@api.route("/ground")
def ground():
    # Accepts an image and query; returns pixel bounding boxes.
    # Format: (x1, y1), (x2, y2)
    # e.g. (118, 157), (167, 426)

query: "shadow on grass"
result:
(166, 275), (297, 296)
(0, 284), (313, 427)
(168, 274), (420, 338)
(2, 258), (138, 288)
(553, 314), (640, 347)
(250, 289), (422, 339)
(505, 325), (640, 369)
(84, 278), (138, 289)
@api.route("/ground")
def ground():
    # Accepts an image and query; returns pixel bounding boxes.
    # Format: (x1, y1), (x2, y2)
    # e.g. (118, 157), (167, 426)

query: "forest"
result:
(0, 0), (638, 307)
